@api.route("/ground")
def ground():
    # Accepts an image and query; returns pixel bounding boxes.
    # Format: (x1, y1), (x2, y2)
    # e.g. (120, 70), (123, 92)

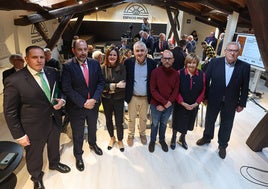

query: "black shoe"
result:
(148, 141), (155, 153)
(218, 147), (226, 159)
(179, 135), (188, 150)
(170, 135), (176, 150)
(90, 144), (103, 155)
(49, 163), (71, 173)
(160, 141), (168, 152)
(34, 180), (45, 189)
(76, 159), (84, 171)
(196, 137), (211, 146)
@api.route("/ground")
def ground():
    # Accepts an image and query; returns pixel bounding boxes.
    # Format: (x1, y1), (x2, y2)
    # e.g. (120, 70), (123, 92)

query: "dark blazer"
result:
(205, 57), (250, 109)
(171, 46), (186, 71)
(124, 57), (157, 103)
(61, 57), (105, 112)
(2, 67), (16, 84)
(153, 40), (169, 53)
(142, 36), (154, 54)
(3, 66), (63, 140)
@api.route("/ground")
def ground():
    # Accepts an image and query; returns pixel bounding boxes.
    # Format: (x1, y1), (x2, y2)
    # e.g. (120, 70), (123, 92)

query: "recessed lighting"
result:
(95, 7), (99, 10)
(208, 17), (211, 21)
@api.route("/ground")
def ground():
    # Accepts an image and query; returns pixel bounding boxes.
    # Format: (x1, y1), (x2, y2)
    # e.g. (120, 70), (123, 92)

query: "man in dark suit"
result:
(141, 31), (154, 55)
(124, 41), (157, 147)
(153, 33), (169, 53)
(61, 39), (105, 171)
(196, 42), (250, 159)
(2, 54), (24, 84)
(44, 48), (61, 71)
(171, 39), (187, 71)
(4, 46), (70, 189)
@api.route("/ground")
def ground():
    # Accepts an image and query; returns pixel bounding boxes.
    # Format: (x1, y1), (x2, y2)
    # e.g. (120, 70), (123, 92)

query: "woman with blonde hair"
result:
(171, 53), (206, 150)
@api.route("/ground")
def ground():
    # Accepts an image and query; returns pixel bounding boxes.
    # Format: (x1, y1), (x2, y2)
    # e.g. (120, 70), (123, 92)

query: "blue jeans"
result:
(150, 105), (173, 142)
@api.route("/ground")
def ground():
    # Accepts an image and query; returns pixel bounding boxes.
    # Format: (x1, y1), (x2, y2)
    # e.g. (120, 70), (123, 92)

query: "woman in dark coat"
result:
(101, 46), (126, 152)
(171, 53), (206, 150)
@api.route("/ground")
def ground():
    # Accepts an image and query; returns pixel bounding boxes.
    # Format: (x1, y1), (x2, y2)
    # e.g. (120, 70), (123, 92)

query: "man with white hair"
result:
(92, 50), (104, 65)
(2, 54), (24, 84)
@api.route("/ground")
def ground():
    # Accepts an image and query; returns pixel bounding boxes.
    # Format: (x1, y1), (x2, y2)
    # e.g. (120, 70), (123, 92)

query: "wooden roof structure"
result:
(0, 0), (267, 70)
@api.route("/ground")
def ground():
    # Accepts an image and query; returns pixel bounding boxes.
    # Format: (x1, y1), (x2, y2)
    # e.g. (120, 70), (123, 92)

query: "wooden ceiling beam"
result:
(46, 14), (74, 50)
(14, 0), (123, 26)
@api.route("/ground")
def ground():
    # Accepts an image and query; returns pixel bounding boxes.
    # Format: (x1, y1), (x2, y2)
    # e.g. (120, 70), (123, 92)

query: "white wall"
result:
(0, 10), (60, 67)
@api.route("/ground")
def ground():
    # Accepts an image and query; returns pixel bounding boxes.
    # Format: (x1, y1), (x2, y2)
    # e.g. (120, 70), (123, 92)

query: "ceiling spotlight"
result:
(78, 0), (83, 4)
(95, 7), (99, 10)
(208, 17), (211, 21)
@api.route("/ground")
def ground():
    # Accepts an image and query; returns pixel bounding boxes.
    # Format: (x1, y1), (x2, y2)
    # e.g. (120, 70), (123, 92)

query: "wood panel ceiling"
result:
(0, 0), (251, 29)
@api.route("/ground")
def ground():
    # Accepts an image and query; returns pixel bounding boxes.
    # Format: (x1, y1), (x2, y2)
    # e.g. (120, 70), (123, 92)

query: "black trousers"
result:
(69, 108), (98, 160)
(25, 122), (60, 181)
(102, 97), (124, 141)
(203, 101), (236, 148)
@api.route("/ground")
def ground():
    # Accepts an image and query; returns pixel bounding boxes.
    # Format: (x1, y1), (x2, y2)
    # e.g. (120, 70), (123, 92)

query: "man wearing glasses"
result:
(148, 50), (179, 152)
(196, 42), (250, 159)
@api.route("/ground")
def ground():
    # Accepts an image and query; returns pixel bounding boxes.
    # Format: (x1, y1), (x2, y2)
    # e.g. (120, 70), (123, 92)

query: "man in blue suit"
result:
(124, 41), (157, 147)
(61, 39), (104, 171)
(196, 42), (250, 159)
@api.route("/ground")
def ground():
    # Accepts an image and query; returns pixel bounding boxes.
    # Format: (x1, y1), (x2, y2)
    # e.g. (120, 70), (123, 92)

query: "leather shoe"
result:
(160, 141), (169, 152)
(178, 135), (188, 150)
(170, 135), (176, 150)
(49, 163), (71, 173)
(196, 137), (211, 146)
(148, 141), (155, 153)
(218, 147), (226, 159)
(90, 144), (103, 155)
(76, 159), (84, 171)
(34, 180), (45, 189)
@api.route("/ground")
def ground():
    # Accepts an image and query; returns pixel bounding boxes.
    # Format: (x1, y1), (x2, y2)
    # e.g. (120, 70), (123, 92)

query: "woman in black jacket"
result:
(101, 47), (126, 152)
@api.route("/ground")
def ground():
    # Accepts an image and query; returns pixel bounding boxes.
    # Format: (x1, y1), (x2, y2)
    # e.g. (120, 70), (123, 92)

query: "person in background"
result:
(118, 38), (130, 50)
(148, 50), (179, 153)
(4, 45), (70, 189)
(120, 48), (132, 64)
(61, 39), (105, 171)
(187, 35), (196, 53)
(124, 41), (157, 147)
(92, 50), (104, 65)
(101, 46), (126, 152)
(201, 41), (216, 70)
(196, 42), (250, 159)
(171, 53), (206, 150)
(190, 30), (198, 42)
(87, 44), (94, 58)
(216, 32), (225, 56)
(204, 31), (217, 50)
(181, 34), (194, 53)
(171, 39), (187, 71)
(141, 31), (154, 55)
(2, 54), (24, 84)
(44, 48), (61, 71)
(141, 17), (151, 33)
(153, 33), (169, 53)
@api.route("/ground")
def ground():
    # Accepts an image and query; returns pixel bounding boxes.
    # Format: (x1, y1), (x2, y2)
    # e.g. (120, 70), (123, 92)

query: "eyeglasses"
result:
(162, 57), (173, 61)
(226, 49), (239, 53)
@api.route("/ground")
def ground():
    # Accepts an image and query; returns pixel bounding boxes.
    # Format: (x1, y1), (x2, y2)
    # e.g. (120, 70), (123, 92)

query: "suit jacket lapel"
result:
(44, 68), (54, 91)
(23, 68), (47, 100)
(73, 58), (88, 87)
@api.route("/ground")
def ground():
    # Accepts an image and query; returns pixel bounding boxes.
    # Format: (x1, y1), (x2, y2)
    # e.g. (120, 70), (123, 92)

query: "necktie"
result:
(160, 41), (163, 51)
(82, 63), (90, 99)
(82, 63), (89, 86)
(37, 72), (51, 101)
